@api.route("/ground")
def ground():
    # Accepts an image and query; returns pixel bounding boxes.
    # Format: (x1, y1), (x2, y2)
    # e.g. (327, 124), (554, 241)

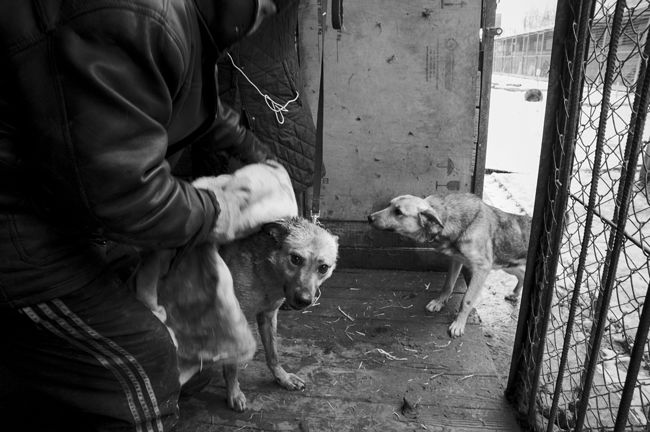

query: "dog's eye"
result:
(394, 207), (403, 216)
(290, 254), (304, 266)
(317, 264), (330, 275)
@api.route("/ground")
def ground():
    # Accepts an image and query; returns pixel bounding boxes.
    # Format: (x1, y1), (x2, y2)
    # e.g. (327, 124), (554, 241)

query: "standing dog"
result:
(219, 217), (339, 411)
(368, 193), (531, 337)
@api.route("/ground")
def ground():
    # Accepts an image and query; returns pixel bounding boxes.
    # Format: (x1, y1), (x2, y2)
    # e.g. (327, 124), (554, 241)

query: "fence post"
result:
(505, 0), (594, 428)
(473, 0), (498, 197)
(544, 1), (626, 430)
(505, 0), (572, 411)
(613, 282), (650, 431)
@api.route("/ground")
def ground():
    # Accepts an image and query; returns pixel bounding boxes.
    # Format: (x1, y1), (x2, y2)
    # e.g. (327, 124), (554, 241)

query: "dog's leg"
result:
(504, 267), (525, 302)
(223, 364), (246, 412)
(426, 259), (463, 313)
(449, 268), (489, 338)
(257, 308), (305, 391)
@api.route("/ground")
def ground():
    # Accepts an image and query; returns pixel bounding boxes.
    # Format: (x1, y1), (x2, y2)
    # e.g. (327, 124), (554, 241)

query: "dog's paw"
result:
(448, 320), (466, 338)
(426, 298), (446, 313)
(227, 389), (247, 412)
(276, 372), (306, 391)
(504, 292), (520, 303)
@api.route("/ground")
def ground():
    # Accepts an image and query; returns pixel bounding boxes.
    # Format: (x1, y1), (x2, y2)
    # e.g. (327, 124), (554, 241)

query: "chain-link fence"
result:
(506, 1), (650, 431)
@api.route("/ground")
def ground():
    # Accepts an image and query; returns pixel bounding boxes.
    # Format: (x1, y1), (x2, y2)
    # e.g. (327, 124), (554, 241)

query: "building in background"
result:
(493, 0), (650, 87)
(492, 0), (555, 78)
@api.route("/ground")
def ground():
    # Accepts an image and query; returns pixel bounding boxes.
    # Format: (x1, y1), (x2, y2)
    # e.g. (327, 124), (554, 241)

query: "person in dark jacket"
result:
(0, 0), (283, 430)
(216, 0), (318, 216)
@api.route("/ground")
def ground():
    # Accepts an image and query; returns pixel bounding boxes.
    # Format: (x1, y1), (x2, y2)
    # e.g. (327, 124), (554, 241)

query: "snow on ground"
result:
(483, 172), (537, 216)
(486, 73), (547, 176)
(483, 73), (544, 218)
(476, 73), (548, 387)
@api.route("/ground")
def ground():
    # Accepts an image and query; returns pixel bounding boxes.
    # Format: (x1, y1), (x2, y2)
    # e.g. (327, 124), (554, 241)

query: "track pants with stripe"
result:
(0, 272), (180, 431)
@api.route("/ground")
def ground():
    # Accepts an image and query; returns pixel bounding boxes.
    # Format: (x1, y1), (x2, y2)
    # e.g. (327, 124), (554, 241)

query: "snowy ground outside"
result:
(475, 72), (547, 386)
(485, 73), (548, 177)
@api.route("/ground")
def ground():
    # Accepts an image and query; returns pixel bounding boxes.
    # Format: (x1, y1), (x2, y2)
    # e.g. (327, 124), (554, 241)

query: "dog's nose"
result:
(367, 215), (374, 224)
(293, 291), (313, 309)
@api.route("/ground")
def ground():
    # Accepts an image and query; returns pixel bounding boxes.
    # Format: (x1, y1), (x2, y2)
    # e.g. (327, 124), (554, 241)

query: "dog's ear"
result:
(418, 206), (444, 229)
(262, 220), (290, 244)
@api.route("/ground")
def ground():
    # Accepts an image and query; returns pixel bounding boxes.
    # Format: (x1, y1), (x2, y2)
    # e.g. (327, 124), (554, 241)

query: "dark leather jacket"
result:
(0, 0), (269, 307)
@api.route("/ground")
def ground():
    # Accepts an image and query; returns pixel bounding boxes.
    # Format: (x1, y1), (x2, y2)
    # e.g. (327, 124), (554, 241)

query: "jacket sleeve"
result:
(211, 99), (273, 163)
(24, 10), (218, 249)
(190, 98), (274, 177)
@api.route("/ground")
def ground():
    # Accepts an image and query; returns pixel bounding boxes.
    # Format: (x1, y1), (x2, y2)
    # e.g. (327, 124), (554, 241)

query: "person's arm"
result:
(189, 97), (274, 177)
(21, 9), (216, 249)
(212, 99), (273, 163)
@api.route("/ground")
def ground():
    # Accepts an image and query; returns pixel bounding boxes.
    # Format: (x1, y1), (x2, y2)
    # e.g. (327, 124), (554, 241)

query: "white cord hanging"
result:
(226, 52), (300, 125)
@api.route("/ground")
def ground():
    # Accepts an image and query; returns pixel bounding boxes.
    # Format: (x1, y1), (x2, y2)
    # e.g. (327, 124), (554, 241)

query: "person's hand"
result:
(193, 161), (298, 243)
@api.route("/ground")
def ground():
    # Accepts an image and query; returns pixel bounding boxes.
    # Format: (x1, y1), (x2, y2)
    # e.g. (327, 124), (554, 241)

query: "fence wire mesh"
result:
(506, 1), (650, 431)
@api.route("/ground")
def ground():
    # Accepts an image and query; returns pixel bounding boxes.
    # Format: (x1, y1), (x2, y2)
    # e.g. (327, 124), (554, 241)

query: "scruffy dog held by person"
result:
(135, 161), (299, 384)
(219, 217), (339, 411)
(368, 193), (531, 338)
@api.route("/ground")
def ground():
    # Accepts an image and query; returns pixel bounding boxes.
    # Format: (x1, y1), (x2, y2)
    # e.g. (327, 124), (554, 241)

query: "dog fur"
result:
(219, 217), (339, 411)
(368, 193), (531, 337)
(136, 243), (258, 385)
(135, 161), (300, 385)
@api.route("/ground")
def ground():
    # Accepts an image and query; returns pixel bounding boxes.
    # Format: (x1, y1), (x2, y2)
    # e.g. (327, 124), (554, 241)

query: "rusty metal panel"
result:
(299, 0), (481, 221)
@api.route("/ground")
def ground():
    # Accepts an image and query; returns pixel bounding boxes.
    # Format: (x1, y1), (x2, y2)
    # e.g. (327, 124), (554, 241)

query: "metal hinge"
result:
(483, 26), (503, 38)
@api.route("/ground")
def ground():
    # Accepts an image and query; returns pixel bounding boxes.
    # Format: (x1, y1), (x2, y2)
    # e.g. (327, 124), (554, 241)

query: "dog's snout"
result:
(293, 291), (313, 309)
(367, 214), (374, 224)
